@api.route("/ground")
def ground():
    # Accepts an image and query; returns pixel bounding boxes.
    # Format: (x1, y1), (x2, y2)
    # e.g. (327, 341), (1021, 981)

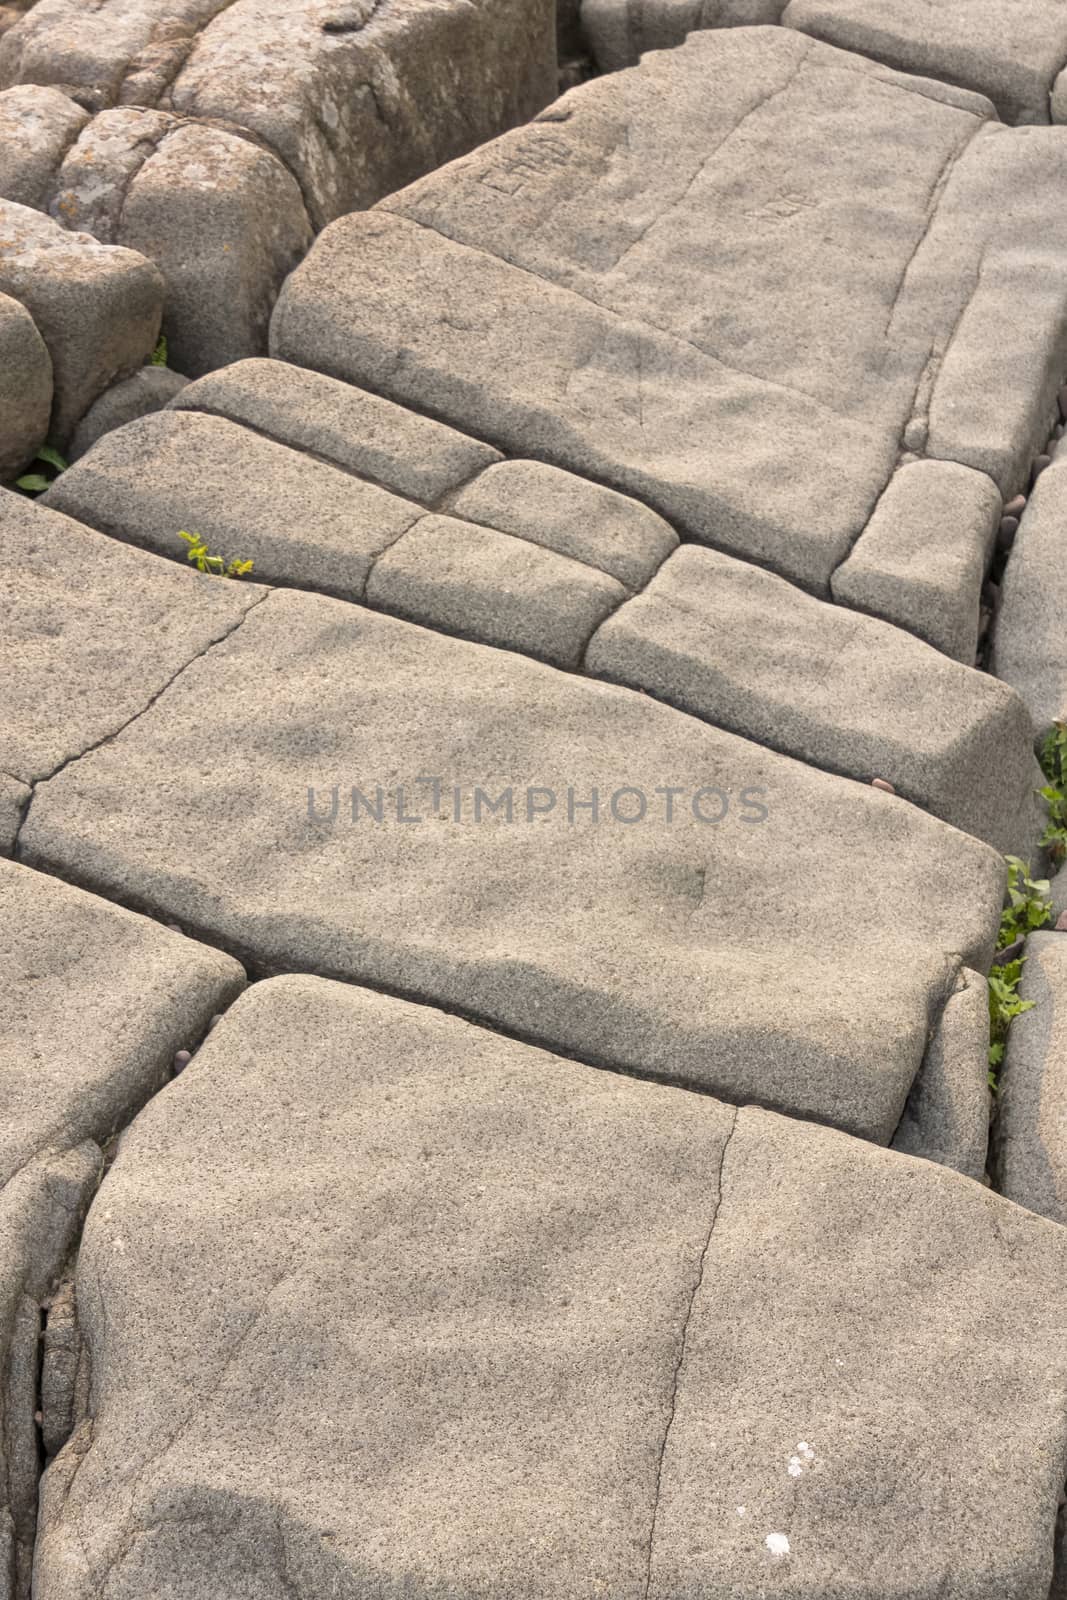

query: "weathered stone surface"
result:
(582, 0), (1067, 127)
(367, 512), (627, 668)
(0, 771), (28, 855)
(891, 965), (990, 1178)
(448, 458), (679, 590)
(162, 0), (558, 230)
(273, 28), (1067, 593)
(997, 932), (1067, 1225)
(832, 458), (1001, 663)
(32, 975), (1067, 1599)
(44, 409), (424, 601)
(0, 84), (88, 211)
(0, 856), (243, 1600)
(585, 544), (1038, 855)
(19, 584), (1004, 1141)
(582, 0), (783, 70)
(783, 0), (1067, 125)
(0, 487), (263, 786)
(0, 0), (236, 111)
(991, 454), (1067, 737)
(0, 200), (162, 445)
(171, 357), (503, 504)
(0, 0), (557, 217)
(68, 365), (188, 462)
(52, 110), (313, 377)
(0, 289), (51, 482)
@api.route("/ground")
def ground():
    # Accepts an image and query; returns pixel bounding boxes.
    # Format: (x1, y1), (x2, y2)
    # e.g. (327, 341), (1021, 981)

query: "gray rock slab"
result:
(581, 0), (1067, 127)
(447, 458), (679, 590)
(51, 109), (313, 378)
(997, 931), (1067, 1224)
(0, 199), (162, 445)
(272, 28), (1067, 593)
(831, 458), (1001, 663)
(0, 487), (263, 786)
(783, 0), (1067, 125)
(0, 771), (28, 855)
(891, 965), (990, 1179)
(18, 584), (1006, 1142)
(68, 365), (188, 463)
(31, 975), (1067, 1600)
(991, 454), (1067, 737)
(0, 855), (243, 1600)
(0, 289), (50, 482)
(0, 84), (88, 211)
(1053, 863), (1067, 925)
(366, 512), (627, 668)
(43, 409), (423, 601)
(171, 358), (503, 505)
(585, 543), (1038, 856)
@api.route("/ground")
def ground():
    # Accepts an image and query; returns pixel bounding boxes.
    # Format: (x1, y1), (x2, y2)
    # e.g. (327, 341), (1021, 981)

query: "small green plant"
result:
(987, 857), (1052, 1089)
(1037, 719), (1067, 868)
(178, 530), (254, 579)
(16, 444), (68, 496)
(150, 333), (168, 367)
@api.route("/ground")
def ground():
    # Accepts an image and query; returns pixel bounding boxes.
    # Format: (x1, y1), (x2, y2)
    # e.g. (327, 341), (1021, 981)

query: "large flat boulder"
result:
(272, 27), (1067, 597)
(580, 0), (1067, 127)
(991, 452), (1067, 737)
(18, 584), (1004, 1142)
(0, 200), (162, 444)
(585, 543), (1041, 855)
(32, 976), (1067, 1599)
(997, 932), (1067, 1225)
(0, 489), (263, 787)
(0, 857), (243, 1600)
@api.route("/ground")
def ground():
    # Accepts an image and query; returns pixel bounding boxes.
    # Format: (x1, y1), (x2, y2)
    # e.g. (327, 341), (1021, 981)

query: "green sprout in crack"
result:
(178, 530), (254, 579)
(150, 333), (168, 367)
(1037, 719), (1067, 868)
(987, 856), (1052, 1091)
(16, 444), (68, 496)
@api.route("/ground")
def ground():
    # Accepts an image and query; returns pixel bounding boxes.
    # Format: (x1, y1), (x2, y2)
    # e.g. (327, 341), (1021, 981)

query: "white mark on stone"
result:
(766, 1533), (790, 1557)
(788, 1440), (816, 1475)
(736, 1506), (746, 1517)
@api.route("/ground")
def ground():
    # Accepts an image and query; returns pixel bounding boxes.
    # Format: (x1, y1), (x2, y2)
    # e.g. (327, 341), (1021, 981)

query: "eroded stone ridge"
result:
(998, 933), (1067, 1225)
(272, 27), (1067, 596)
(0, 857), (244, 1599)
(31, 977), (1067, 1598)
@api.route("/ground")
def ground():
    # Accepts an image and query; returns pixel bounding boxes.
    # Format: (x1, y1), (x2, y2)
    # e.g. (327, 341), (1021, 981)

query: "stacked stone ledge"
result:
(0, 0), (559, 398)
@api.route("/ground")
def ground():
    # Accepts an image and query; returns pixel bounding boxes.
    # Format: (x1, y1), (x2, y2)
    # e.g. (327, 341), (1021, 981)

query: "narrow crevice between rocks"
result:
(10, 587), (269, 857)
(642, 1105), (738, 1597)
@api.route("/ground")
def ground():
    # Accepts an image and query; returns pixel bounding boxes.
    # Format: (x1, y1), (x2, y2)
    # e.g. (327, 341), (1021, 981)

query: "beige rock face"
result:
(0, 857), (244, 1600)
(997, 933), (1067, 1225)
(0, 199), (162, 444)
(18, 585), (1004, 1143)
(0, 290), (51, 482)
(272, 28), (1067, 595)
(31, 977), (1067, 1600)
(991, 454), (1067, 738)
